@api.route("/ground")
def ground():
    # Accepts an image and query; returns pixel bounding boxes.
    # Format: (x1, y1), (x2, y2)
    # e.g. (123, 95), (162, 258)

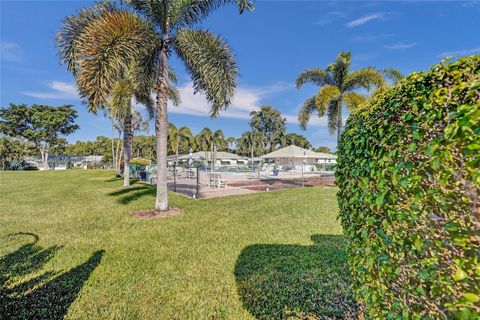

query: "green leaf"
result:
(453, 267), (468, 281)
(463, 293), (479, 303)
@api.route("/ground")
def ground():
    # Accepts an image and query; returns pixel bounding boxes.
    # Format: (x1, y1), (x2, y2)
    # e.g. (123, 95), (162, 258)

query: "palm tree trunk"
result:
(123, 110), (132, 187)
(155, 34), (170, 211)
(251, 145), (254, 165)
(115, 130), (123, 176)
(111, 119), (116, 173)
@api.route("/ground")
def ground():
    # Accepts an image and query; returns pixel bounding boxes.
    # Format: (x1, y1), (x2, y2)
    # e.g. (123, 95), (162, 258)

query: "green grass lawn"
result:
(0, 170), (355, 319)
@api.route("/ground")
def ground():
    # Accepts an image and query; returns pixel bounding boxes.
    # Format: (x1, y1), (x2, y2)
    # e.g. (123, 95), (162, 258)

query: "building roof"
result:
(167, 154), (187, 161)
(178, 151), (246, 160)
(261, 145), (337, 159)
(261, 145), (320, 159)
(315, 152), (337, 159)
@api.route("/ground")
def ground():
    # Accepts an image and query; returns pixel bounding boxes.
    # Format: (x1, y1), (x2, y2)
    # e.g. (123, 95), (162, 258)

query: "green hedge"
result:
(336, 56), (480, 319)
(130, 158), (151, 166)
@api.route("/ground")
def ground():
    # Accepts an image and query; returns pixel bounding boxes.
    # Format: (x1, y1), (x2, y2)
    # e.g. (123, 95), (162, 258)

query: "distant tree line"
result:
(61, 105), (332, 164)
(0, 103), (334, 170)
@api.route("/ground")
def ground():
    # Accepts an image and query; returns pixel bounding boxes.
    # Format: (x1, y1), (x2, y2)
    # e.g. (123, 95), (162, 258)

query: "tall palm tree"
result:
(109, 80), (150, 187)
(56, 6), (160, 187)
(296, 51), (389, 142)
(58, 1), (252, 211)
(168, 124), (193, 165)
(122, 0), (253, 211)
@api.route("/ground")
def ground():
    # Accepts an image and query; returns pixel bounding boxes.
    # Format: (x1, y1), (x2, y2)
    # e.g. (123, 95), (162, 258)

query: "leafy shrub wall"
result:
(336, 56), (479, 319)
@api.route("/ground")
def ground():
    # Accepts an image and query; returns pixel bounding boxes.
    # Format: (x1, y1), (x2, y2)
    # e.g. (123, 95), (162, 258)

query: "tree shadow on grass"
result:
(107, 184), (155, 205)
(0, 233), (104, 319)
(104, 177), (139, 184)
(234, 235), (357, 320)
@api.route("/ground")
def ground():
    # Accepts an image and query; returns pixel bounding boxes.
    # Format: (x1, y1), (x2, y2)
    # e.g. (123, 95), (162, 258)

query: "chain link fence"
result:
(131, 162), (336, 199)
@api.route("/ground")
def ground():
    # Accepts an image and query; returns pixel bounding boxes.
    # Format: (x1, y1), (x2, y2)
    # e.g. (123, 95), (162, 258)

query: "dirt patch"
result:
(130, 207), (183, 219)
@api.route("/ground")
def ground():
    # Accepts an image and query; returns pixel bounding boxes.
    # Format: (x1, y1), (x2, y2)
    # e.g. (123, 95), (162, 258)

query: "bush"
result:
(336, 56), (479, 319)
(130, 158), (151, 166)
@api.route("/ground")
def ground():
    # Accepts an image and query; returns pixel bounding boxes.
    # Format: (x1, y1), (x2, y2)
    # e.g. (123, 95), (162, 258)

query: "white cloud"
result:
(167, 82), (290, 118)
(385, 42), (417, 50)
(166, 82), (332, 127)
(346, 13), (385, 28)
(312, 11), (347, 26)
(23, 81), (79, 100)
(350, 33), (393, 42)
(437, 47), (480, 58)
(1, 42), (24, 63)
(22, 80), (333, 128)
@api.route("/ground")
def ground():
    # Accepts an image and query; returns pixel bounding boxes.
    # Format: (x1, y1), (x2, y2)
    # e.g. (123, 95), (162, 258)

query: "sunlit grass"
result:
(0, 170), (355, 319)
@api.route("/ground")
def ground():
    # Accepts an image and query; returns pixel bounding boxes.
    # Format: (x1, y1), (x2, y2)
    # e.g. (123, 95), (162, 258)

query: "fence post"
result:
(173, 162), (176, 192)
(196, 165), (199, 198)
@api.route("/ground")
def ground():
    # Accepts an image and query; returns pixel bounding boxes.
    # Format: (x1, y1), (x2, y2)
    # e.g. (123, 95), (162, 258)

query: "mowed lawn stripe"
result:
(1, 170), (355, 319)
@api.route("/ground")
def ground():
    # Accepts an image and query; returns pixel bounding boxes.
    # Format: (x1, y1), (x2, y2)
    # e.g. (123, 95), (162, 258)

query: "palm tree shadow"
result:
(234, 235), (357, 319)
(0, 233), (104, 319)
(107, 184), (155, 204)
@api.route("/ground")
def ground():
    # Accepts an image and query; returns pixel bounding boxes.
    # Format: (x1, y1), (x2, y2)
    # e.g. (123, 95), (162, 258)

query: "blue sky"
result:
(1, 1), (479, 150)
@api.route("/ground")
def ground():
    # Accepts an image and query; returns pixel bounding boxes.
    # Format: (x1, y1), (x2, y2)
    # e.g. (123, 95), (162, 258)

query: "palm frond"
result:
(56, 4), (110, 75)
(315, 85), (340, 115)
(125, 0), (167, 30)
(168, 67), (178, 84)
(382, 67), (404, 84)
(343, 67), (386, 92)
(134, 89), (155, 117)
(109, 80), (134, 120)
(167, 86), (181, 106)
(174, 28), (237, 117)
(295, 68), (331, 89)
(343, 92), (368, 111)
(172, 0), (254, 29)
(74, 9), (159, 111)
(327, 100), (339, 135)
(327, 51), (351, 87)
(297, 96), (316, 130)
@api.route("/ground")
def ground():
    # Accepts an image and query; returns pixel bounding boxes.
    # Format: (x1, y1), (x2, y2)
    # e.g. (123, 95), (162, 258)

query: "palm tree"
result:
(296, 51), (389, 142)
(109, 81), (153, 187)
(211, 129), (225, 170)
(196, 128), (213, 169)
(168, 124), (194, 165)
(57, 2), (252, 211)
(239, 131), (264, 164)
(226, 136), (236, 152)
(56, 6), (159, 187)
(122, 0), (253, 210)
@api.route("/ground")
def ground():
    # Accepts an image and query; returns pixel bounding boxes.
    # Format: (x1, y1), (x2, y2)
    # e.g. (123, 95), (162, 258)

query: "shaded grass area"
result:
(0, 232), (103, 319)
(235, 235), (356, 319)
(0, 170), (354, 319)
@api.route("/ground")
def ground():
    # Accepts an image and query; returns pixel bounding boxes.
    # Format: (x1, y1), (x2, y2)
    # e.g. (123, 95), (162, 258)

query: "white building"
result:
(315, 152), (337, 164)
(178, 151), (248, 166)
(261, 145), (337, 172)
